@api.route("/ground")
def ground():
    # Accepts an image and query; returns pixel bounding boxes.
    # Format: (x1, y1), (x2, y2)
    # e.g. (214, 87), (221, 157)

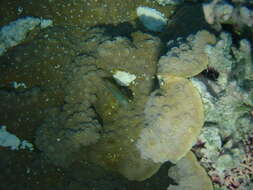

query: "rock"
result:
(198, 127), (222, 161)
(137, 6), (167, 32)
(199, 33), (253, 137)
(191, 31), (253, 189)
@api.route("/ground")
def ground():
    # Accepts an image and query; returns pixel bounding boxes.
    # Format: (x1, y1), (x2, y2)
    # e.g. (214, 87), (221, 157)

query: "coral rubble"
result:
(191, 31), (253, 190)
(202, 0), (253, 31)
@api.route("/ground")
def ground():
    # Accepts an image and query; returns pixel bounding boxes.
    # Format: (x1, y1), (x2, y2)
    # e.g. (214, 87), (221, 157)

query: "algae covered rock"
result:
(136, 76), (204, 163)
(167, 151), (213, 190)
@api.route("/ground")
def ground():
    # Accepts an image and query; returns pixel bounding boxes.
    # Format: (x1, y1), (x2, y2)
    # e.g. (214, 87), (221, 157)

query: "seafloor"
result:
(0, 0), (252, 190)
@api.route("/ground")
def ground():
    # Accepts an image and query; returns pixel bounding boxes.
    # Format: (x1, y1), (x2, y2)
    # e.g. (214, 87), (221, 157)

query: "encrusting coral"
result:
(35, 27), (163, 181)
(35, 27), (217, 183)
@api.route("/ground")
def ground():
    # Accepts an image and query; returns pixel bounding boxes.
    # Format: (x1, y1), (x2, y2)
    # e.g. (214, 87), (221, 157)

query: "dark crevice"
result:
(151, 75), (160, 93)
(90, 104), (104, 128)
(221, 24), (241, 48)
(221, 23), (253, 49)
(160, 4), (215, 42)
(204, 121), (219, 127)
(201, 67), (220, 81)
(91, 22), (136, 41)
